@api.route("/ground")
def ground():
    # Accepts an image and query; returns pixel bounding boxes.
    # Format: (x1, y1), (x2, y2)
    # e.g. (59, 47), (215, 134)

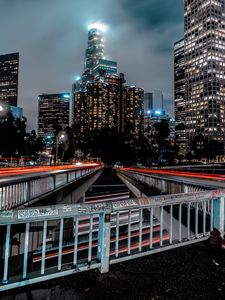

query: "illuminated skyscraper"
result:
(38, 93), (70, 139)
(84, 24), (105, 71)
(174, 39), (186, 156)
(75, 78), (119, 133)
(0, 52), (19, 107)
(73, 24), (144, 136)
(125, 86), (144, 135)
(184, 0), (225, 146)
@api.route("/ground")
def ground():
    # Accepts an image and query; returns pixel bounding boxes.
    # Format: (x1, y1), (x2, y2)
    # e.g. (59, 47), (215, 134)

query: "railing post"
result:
(2, 224), (11, 284)
(24, 181), (30, 204)
(213, 197), (225, 237)
(52, 175), (56, 190)
(97, 211), (111, 274)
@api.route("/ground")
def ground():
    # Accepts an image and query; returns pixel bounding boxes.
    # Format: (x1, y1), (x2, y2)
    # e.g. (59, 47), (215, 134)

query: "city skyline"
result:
(0, 0), (184, 130)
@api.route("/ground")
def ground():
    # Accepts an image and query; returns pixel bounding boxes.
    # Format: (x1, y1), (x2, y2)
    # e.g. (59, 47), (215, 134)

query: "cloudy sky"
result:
(0, 0), (184, 130)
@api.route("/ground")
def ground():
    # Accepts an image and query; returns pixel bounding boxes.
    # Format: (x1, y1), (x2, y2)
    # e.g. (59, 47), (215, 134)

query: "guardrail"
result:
(118, 168), (215, 195)
(0, 165), (103, 210)
(0, 189), (224, 292)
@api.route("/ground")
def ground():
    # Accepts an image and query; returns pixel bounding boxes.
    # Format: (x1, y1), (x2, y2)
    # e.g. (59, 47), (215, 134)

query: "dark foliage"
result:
(0, 113), (44, 159)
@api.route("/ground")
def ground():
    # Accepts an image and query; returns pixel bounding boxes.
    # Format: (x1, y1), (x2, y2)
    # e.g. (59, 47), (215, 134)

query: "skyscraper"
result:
(174, 39), (186, 156)
(184, 0), (225, 147)
(125, 86), (144, 135)
(73, 23), (144, 136)
(153, 90), (164, 110)
(74, 77), (119, 133)
(84, 24), (105, 71)
(0, 53), (19, 107)
(38, 93), (70, 139)
(144, 93), (153, 114)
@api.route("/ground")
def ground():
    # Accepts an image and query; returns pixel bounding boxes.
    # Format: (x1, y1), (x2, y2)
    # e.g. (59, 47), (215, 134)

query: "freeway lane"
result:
(120, 167), (225, 189)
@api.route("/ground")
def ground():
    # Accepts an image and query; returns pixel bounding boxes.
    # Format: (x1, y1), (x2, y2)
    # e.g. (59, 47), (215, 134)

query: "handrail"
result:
(0, 164), (102, 187)
(1, 189), (224, 224)
(118, 169), (216, 190)
(0, 165), (103, 210)
(0, 189), (224, 292)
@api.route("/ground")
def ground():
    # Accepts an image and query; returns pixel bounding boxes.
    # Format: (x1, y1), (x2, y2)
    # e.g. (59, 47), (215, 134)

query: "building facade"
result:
(153, 90), (164, 110)
(92, 59), (117, 77)
(125, 86), (144, 135)
(184, 0), (225, 148)
(144, 93), (153, 115)
(38, 93), (70, 139)
(174, 39), (186, 156)
(0, 53), (19, 107)
(74, 76), (121, 133)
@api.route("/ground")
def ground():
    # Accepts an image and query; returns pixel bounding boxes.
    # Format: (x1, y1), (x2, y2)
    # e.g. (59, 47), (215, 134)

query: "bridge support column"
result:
(213, 197), (225, 237)
(98, 211), (111, 273)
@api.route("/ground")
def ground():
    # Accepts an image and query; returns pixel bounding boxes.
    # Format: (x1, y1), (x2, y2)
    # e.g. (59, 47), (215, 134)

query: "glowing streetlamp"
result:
(55, 132), (66, 164)
(0, 105), (3, 112)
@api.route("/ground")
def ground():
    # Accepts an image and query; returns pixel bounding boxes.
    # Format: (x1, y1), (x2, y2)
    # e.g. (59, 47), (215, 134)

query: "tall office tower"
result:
(125, 86), (144, 135)
(92, 59), (117, 78)
(117, 73), (126, 133)
(74, 72), (126, 134)
(0, 53), (19, 107)
(184, 0), (225, 146)
(174, 39), (186, 156)
(73, 24), (144, 136)
(144, 93), (153, 114)
(84, 24), (104, 71)
(75, 81), (118, 133)
(153, 90), (164, 110)
(38, 93), (70, 139)
(74, 91), (87, 133)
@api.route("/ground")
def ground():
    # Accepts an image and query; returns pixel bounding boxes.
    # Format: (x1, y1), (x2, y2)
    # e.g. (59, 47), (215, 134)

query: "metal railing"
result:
(118, 168), (224, 191)
(0, 189), (224, 292)
(0, 165), (103, 210)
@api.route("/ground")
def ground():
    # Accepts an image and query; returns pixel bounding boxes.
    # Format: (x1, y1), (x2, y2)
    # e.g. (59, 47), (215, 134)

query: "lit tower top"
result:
(84, 23), (106, 71)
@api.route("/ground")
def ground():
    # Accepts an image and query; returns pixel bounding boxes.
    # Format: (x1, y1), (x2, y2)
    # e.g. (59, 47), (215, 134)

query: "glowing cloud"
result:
(88, 23), (108, 32)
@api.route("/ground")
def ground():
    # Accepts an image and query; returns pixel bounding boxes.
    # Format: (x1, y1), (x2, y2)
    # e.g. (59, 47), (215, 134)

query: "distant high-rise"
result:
(184, 0), (225, 146)
(73, 24), (144, 136)
(38, 93), (70, 139)
(125, 86), (144, 135)
(174, 39), (186, 156)
(0, 53), (19, 107)
(153, 90), (164, 110)
(144, 93), (153, 114)
(84, 24), (104, 71)
(74, 75), (122, 133)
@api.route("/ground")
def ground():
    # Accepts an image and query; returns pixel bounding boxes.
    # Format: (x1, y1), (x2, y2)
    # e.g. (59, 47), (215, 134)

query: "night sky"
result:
(0, 0), (184, 130)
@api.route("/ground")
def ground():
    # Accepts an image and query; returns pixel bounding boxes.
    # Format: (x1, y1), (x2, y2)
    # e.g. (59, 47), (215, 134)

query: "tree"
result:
(0, 113), (44, 159)
(204, 140), (224, 160)
(190, 134), (224, 161)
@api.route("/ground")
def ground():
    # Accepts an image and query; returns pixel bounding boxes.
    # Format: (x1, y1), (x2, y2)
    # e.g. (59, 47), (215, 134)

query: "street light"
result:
(56, 132), (66, 165)
(0, 105), (3, 112)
